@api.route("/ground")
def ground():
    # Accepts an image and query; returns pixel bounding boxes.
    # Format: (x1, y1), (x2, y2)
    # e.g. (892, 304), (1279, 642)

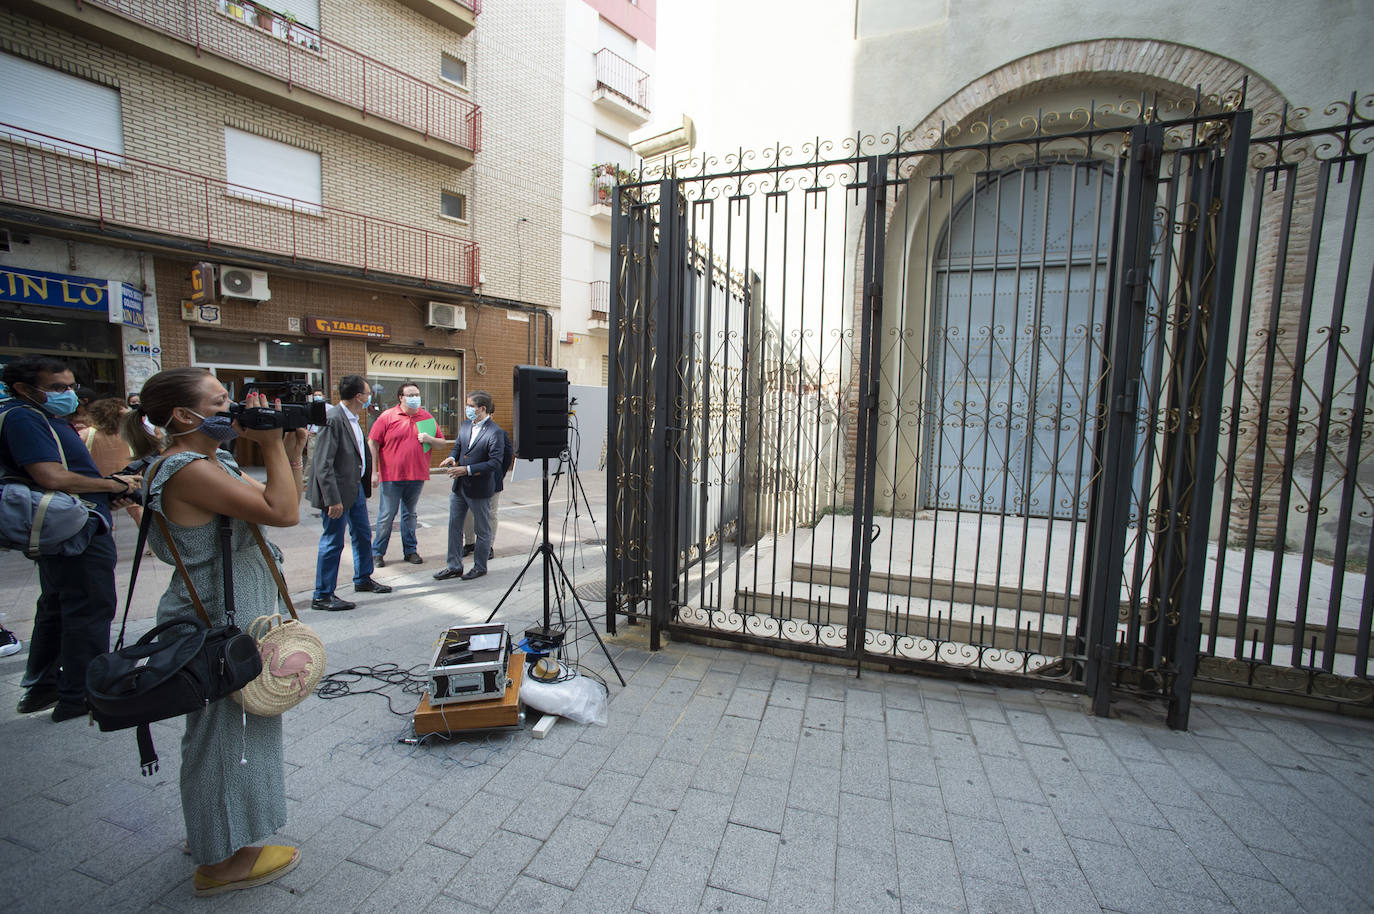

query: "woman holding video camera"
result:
(126, 367), (307, 897)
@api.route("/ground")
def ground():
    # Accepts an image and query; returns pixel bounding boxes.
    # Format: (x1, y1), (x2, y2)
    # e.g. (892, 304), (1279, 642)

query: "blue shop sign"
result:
(0, 264), (146, 329)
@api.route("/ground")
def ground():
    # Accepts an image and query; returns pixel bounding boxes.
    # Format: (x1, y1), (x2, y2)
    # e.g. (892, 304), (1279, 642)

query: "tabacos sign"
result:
(305, 315), (391, 340)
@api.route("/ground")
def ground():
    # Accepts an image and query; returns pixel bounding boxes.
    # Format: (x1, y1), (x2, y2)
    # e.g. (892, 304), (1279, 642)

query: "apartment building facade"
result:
(0, 0), (561, 456)
(557, 0), (653, 387)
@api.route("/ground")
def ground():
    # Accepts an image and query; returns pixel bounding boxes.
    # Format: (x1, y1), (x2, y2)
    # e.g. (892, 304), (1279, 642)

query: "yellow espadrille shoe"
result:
(193, 845), (300, 897)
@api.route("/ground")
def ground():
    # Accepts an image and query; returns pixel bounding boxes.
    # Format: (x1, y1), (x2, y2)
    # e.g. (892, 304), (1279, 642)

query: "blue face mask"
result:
(41, 389), (80, 418)
(464, 405), (477, 421)
(174, 409), (239, 442)
(404, 395), (422, 411)
(362, 394), (372, 408)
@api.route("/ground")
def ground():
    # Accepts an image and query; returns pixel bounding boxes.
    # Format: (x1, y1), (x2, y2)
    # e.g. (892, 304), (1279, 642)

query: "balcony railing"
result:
(0, 125), (479, 288)
(590, 281), (609, 314)
(594, 48), (650, 111)
(81, 0), (481, 151)
(455, 0), (481, 11)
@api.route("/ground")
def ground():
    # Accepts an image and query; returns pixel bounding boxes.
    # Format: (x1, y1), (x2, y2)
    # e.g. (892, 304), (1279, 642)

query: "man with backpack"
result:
(0, 356), (140, 722)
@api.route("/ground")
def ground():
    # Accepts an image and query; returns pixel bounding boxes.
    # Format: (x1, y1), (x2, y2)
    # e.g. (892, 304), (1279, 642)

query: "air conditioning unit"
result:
(427, 301), (466, 330)
(219, 266), (271, 301)
(560, 331), (576, 344)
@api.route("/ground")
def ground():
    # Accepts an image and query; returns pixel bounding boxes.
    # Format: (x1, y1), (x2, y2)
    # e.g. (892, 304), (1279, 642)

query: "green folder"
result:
(417, 417), (437, 453)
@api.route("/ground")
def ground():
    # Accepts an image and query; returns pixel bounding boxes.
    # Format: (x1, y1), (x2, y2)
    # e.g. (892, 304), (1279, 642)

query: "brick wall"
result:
(0, 0), (562, 310)
(154, 255), (549, 433)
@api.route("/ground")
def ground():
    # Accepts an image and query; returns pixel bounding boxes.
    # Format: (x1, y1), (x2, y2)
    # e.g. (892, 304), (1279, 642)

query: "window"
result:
(266, 0), (318, 30)
(441, 54), (468, 88)
(601, 355), (609, 386)
(597, 18), (636, 62)
(223, 127), (322, 212)
(441, 191), (467, 221)
(594, 133), (635, 172)
(0, 53), (124, 158)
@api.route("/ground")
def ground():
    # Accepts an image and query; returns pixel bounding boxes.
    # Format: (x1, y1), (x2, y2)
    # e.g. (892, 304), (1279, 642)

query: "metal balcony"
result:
(0, 124), (480, 289)
(391, 0), (480, 36)
(593, 48), (650, 123)
(588, 282), (610, 331)
(11, 0), (481, 165)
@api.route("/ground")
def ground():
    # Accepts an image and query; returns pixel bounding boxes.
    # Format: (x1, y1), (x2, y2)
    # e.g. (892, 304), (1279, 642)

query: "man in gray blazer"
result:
(308, 374), (391, 611)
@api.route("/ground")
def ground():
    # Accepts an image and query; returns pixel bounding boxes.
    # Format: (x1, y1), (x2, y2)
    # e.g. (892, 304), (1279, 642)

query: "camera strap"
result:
(115, 455), (213, 651)
(248, 524), (299, 620)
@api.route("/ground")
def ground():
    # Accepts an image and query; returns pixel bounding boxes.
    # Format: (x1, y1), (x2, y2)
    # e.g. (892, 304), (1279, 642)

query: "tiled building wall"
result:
(154, 256), (550, 424)
(0, 0), (562, 311)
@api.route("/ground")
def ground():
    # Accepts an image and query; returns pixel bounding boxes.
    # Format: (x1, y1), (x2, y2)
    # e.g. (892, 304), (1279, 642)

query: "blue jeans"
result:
(314, 482), (374, 599)
(445, 489), (492, 574)
(372, 479), (424, 558)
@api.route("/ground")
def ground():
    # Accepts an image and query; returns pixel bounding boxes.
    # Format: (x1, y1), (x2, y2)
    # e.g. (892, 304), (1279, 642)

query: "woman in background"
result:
(87, 397), (142, 525)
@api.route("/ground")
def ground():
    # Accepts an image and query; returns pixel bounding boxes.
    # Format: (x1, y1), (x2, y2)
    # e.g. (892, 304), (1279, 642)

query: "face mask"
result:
(404, 396), (422, 411)
(361, 394), (372, 408)
(172, 409), (239, 442)
(41, 389), (79, 418)
(312, 395), (325, 403)
(464, 405), (477, 421)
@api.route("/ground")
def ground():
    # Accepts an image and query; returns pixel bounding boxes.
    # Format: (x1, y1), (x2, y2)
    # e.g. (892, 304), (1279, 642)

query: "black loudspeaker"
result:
(513, 365), (569, 459)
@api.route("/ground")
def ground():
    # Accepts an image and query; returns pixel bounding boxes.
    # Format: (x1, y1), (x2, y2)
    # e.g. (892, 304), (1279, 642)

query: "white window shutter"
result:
(223, 127), (322, 211)
(0, 53), (124, 156)
(268, 0), (319, 30)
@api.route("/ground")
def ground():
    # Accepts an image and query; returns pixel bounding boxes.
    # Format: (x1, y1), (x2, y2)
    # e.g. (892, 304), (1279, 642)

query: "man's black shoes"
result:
(462, 543), (474, 557)
(433, 567), (462, 580)
(461, 569), (486, 581)
(16, 687), (59, 714)
(51, 701), (88, 723)
(373, 553), (385, 568)
(311, 595), (356, 612)
(404, 553), (424, 564)
(354, 578), (392, 594)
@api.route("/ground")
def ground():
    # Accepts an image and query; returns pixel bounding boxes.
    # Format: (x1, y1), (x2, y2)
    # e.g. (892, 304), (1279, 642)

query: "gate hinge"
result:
(865, 379), (880, 410)
(1126, 268), (1149, 307)
(1114, 378), (1139, 415)
(1133, 139), (1160, 179)
(867, 281), (882, 315)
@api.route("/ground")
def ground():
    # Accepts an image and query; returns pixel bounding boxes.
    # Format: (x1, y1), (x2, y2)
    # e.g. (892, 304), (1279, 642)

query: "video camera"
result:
(227, 380), (326, 431)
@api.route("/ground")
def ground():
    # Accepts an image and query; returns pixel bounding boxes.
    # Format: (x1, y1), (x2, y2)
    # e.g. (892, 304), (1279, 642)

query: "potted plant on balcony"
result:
(254, 3), (276, 33)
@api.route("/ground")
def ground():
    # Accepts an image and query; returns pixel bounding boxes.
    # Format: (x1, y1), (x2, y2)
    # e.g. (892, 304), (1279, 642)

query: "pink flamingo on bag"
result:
(260, 641), (313, 697)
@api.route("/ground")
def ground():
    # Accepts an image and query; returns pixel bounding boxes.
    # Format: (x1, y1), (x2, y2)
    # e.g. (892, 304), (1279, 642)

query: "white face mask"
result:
(404, 395), (422, 411)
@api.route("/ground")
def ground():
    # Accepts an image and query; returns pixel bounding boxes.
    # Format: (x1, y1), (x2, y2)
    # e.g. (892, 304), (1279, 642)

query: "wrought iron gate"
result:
(608, 90), (1374, 727)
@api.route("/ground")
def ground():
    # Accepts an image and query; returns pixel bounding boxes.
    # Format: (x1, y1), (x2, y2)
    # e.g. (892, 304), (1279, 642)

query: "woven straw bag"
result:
(230, 525), (327, 717)
(232, 613), (326, 717)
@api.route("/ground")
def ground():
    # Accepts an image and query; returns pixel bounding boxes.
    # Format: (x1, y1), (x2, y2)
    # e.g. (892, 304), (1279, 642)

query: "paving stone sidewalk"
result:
(1, 478), (1372, 912)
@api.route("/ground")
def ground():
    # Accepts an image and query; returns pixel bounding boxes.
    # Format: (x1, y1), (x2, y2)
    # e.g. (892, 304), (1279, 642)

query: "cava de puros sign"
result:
(366, 351), (460, 380)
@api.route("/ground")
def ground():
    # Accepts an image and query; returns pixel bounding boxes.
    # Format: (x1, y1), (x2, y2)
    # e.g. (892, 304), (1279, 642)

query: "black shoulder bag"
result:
(85, 460), (262, 775)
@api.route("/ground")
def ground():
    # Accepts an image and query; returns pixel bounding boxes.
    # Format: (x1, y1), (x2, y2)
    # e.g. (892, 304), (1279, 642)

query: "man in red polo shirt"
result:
(368, 381), (443, 566)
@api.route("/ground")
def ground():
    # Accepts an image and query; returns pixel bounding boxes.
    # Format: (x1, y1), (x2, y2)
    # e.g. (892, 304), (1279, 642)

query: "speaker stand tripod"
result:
(485, 457), (626, 686)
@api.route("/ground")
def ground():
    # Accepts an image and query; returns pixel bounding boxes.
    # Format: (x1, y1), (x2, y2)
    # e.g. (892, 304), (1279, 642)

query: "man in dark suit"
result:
(308, 374), (391, 611)
(434, 389), (505, 581)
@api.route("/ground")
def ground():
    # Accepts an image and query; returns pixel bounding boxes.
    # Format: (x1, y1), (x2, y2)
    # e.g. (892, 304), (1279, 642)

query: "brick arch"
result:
(908, 38), (1288, 147)
(852, 40), (1289, 515)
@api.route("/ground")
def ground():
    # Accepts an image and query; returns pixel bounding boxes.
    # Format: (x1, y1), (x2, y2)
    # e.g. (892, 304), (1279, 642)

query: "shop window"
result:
(441, 53), (468, 89)
(223, 127), (322, 212)
(441, 191), (467, 222)
(0, 53), (124, 159)
(266, 338), (322, 369)
(193, 335), (261, 366)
